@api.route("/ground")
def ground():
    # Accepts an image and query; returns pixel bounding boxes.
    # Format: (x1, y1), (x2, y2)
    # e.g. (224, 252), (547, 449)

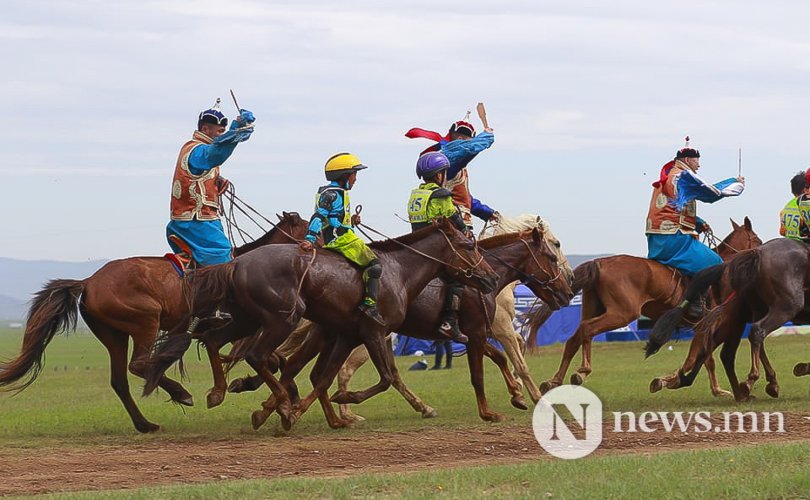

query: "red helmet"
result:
(449, 120), (475, 138)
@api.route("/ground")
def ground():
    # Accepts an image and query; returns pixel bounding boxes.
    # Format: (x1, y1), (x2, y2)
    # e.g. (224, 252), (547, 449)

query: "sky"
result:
(2, 0), (809, 262)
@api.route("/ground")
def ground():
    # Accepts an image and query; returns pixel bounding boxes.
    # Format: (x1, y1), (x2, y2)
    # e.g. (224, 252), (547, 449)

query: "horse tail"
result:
(142, 263), (235, 396)
(0, 279), (84, 391)
(728, 249), (760, 298)
(644, 264), (726, 358)
(187, 263), (236, 318)
(696, 302), (728, 352)
(523, 260), (597, 337)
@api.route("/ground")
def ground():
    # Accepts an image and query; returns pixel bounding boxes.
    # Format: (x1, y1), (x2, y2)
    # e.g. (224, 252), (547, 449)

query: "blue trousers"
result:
(166, 219), (232, 266)
(647, 231), (721, 277)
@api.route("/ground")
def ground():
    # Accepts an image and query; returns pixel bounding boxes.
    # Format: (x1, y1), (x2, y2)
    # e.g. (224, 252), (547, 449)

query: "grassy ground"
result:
(1, 328), (808, 497)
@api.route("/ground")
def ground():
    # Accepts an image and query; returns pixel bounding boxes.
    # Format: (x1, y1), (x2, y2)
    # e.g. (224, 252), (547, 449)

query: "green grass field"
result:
(1, 328), (809, 498)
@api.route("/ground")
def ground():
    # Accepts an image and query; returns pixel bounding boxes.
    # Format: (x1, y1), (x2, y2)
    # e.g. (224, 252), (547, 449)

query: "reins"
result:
(477, 237), (562, 290)
(354, 223), (486, 278)
(220, 184), (303, 245)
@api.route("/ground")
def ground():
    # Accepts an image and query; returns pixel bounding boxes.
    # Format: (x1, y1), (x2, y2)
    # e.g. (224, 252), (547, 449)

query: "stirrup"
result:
(438, 321), (469, 344)
(358, 303), (386, 327)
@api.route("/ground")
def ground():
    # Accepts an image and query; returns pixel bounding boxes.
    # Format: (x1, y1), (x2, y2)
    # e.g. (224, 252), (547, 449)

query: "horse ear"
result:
(744, 216), (752, 230)
(730, 218), (740, 230)
(532, 227), (543, 243)
(276, 213), (283, 221)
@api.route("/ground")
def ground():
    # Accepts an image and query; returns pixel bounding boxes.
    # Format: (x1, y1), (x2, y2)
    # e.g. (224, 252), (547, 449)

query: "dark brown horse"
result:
(528, 217), (760, 393)
(648, 237), (810, 400)
(0, 212), (309, 433)
(143, 218), (499, 429)
(245, 227), (574, 428)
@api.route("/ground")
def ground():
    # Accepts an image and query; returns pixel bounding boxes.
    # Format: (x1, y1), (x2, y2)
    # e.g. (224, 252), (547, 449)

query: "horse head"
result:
(717, 216), (762, 260)
(482, 213), (574, 286)
(436, 217), (498, 294)
(525, 227), (574, 309)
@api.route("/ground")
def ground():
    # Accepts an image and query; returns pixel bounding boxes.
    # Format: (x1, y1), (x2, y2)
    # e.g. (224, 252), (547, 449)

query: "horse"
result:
(648, 237), (810, 400)
(225, 213), (574, 412)
(0, 212), (309, 433)
(142, 218), (499, 430)
(247, 226), (573, 428)
(526, 217), (761, 393)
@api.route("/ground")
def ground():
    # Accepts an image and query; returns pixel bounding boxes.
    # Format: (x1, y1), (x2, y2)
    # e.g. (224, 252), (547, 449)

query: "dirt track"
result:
(2, 413), (809, 496)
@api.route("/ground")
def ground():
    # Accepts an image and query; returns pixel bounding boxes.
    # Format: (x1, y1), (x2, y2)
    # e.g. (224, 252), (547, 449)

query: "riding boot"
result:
(685, 290), (707, 318)
(359, 262), (386, 326)
(438, 283), (468, 343)
(444, 341), (453, 369)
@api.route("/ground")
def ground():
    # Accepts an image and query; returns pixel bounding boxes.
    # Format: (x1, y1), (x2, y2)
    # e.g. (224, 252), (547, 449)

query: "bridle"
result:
(478, 233), (563, 291)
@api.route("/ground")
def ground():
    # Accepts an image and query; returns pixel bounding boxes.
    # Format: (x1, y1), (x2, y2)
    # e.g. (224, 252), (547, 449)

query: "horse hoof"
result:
(135, 421), (161, 433)
(766, 384), (780, 399)
(482, 412), (507, 423)
(227, 379), (246, 393)
(422, 408), (438, 419)
(511, 396), (529, 411)
(207, 391), (225, 409)
(794, 363), (810, 377)
(175, 395), (194, 407)
(280, 413), (297, 431)
(251, 410), (270, 430)
(736, 383), (753, 401)
(328, 418), (351, 429)
(539, 380), (557, 393)
(342, 413), (367, 423)
(650, 378), (664, 393)
(570, 373), (585, 386)
(712, 389), (733, 398)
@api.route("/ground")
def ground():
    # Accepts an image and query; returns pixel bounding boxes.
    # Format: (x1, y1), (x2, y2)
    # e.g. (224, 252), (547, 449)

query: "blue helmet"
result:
(198, 98), (228, 128)
(416, 151), (450, 179)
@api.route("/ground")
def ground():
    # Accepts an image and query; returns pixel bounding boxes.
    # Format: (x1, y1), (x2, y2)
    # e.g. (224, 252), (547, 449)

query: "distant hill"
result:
(0, 294), (26, 321)
(0, 257), (108, 302)
(566, 254), (612, 269)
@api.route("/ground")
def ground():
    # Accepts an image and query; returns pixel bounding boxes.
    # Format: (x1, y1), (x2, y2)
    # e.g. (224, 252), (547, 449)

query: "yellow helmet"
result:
(324, 152), (367, 181)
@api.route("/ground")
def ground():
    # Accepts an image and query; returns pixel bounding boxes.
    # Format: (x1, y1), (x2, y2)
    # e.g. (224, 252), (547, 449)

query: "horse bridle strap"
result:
(355, 223), (484, 277)
(478, 237), (561, 289)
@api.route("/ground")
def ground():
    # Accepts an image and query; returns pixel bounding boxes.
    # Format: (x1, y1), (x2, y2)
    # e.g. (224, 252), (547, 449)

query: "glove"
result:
(299, 240), (314, 251)
(351, 214), (362, 226)
(237, 109), (255, 125)
(214, 126), (254, 144)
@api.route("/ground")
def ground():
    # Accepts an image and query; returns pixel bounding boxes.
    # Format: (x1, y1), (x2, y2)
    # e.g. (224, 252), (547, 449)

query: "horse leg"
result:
(759, 343), (780, 398)
(468, 339), (504, 422)
(330, 326), (395, 405)
(336, 344), (370, 422)
(719, 330), (746, 401)
(492, 319), (541, 402)
(704, 349), (732, 397)
(202, 314), (258, 408)
(795, 362), (810, 377)
(483, 342), (528, 411)
(740, 311), (794, 399)
(286, 335), (359, 429)
(540, 327), (584, 392)
(250, 328), (325, 430)
(385, 336), (438, 418)
(91, 322), (160, 433)
(571, 335), (594, 385)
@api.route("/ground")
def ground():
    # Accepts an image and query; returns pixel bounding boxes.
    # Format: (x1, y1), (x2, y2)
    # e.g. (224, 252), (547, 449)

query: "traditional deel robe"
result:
(645, 159), (745, 276)
(405, 128), (495, 226)
(407, 182), (467, 232)
(780, 197), (804, 240)
(166, 126), (246, 266)
(305, 181), (377, 267)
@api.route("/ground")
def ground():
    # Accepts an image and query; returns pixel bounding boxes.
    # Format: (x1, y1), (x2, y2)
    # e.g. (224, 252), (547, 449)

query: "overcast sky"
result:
(2, 0), (808, 262)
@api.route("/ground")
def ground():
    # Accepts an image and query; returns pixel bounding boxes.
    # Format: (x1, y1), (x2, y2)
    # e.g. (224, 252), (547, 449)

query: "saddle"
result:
(165, 234), (197, 277)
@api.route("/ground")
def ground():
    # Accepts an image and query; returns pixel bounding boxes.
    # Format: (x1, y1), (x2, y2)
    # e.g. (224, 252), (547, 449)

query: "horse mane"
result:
(478, 230), (530, 249)
(482, 213), (547, 239)
(368, 223), (442, 252)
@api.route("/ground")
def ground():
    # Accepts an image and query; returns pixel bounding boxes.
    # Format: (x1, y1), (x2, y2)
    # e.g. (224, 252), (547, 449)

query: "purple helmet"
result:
(416, 151), (451, 179)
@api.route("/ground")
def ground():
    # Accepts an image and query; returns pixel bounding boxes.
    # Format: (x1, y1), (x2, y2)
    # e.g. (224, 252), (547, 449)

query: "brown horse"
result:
(245, 227), (573, 428)
(530, 217), (761, 393)
(649, 237), (810, 400)
(143, 218), (499, 430)
(0, 212), (309, 433)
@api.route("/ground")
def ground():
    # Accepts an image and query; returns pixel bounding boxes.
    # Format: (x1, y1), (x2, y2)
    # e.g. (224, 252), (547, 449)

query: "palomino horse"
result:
(649, 237), (809, 401)
(225, 213), (574, 416)
(0, 212), (309, 433)
(143, 219), (499, 430)
(529, 217), (761, 393)
(247, 226), (573, 427)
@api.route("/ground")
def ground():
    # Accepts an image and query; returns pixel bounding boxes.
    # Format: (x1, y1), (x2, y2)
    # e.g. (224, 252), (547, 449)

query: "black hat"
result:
(675, 136), (700, 158)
